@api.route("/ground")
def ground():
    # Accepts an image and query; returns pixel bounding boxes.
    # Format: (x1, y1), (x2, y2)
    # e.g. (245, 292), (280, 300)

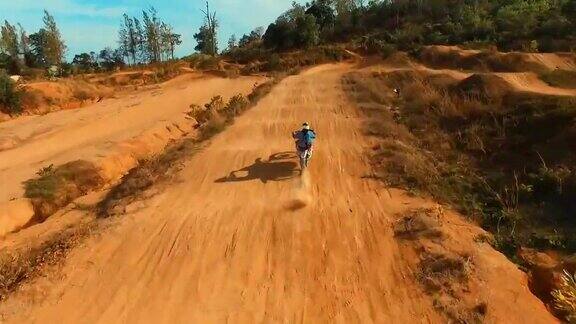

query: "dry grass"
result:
(0, 222), (93, 300)
(394, 207), (444, 240)
(418, 252), (483, 323)
(418, 253), (473, 292)
(347, 65), (576, 257)
(541, 70), (576, 89)
(552, 271), (576, 323)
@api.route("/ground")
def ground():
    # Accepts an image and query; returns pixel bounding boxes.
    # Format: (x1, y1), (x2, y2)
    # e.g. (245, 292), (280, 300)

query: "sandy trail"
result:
(0, 74), (263, 202)
(1, 64), (555, 323)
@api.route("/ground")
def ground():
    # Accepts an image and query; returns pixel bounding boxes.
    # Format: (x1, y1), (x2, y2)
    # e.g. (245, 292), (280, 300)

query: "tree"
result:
(119, 14), (138, 65)
(0, 71), (22, 114)
(0, 21), (19, 58)
(28, 29), (49, 67)
(239, 28), (264, 47)
(227, 34), (237, 52)
(133, 18), (146, 63)
(294, 14), (320, 48)
(42, 10), (66, 65)
(142, 7), (162, 62)
(496, 0), (552, 38)
(159, 23), (181, 60)
(99, 47), (125, 71)
(167, 32), (182, 60)
(263, 18), (294, 50)
(194, 1), (218, 56)
(334, 0), (356, 29)
(263, 3), (320, 50)
(17, 24), (30, 58)
(72, 52), (98, 72)
(0, 53), (20, 75)
(305, 0), (335, 30)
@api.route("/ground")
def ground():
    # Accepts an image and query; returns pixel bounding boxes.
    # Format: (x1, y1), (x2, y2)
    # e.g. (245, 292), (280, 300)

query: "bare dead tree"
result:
(200, 1), (218, 56)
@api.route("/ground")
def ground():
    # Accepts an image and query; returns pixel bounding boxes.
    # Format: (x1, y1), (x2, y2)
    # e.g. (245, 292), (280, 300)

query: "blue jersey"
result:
(294, 129), (316, 150)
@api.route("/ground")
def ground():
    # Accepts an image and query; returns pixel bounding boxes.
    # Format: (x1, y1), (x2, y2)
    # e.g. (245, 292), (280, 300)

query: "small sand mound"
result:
(22, 79), (113, 114)
(419, 46), (488, 71)
(456, 73), (513, 100)
(383, 52), (419, 68)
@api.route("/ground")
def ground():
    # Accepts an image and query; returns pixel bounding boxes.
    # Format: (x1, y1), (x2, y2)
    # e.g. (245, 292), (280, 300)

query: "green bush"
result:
(225, 94), (249, 117)
(378, 42), (397, 59)
(0, 72), (22, 115)
(185, 54), (220, 70)
(0, 53), (21, 75)
(266, 53), (282, 71)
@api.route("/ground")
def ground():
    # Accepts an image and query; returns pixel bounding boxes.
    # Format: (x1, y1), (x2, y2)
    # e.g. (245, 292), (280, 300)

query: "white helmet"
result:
(302, 122), (310, 130)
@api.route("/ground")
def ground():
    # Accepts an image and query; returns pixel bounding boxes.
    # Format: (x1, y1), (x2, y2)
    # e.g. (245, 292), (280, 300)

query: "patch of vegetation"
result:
(541, 70), (576, 89)
(72, 88), (92, 101)
(185, 53), (220, 70)
(0, 222), (93, 301)
(346, 70), (576, 257)
(24, 160), (104, 220)
(418, 253), (472, 294)
(0, 72), (23, 115)
(552, 270), (576, 323)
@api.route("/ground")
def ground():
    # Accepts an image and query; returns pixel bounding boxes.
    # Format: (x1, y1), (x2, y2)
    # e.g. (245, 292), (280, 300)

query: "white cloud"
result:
(0, 0), (130, 18)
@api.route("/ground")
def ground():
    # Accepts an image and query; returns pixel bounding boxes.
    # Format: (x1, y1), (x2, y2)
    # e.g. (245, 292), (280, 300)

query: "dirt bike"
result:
(293, 130), (315, 173)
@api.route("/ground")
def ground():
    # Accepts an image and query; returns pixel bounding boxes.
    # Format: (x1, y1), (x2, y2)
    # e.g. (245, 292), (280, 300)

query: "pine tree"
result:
(42, 10), (66, 65)
(227, 34), (237, 52)
(120, 14), (138, 65)
(17, 23), (30, 58)
(134, 18), (146, 63)
(195, 1), (218, 56)
(0, 21), (19, 58)
(159, 23), (181, 60)
(142, 7), (162, 62)
(118, 22), (129, 64)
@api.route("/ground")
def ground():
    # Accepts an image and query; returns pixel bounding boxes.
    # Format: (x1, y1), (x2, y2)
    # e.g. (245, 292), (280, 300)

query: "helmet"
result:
(302, 122), (310, 130)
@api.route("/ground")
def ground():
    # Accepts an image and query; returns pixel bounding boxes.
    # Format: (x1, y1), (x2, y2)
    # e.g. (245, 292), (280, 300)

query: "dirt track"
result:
(0, 64), (557, 323)
(0, 74), (263, 202)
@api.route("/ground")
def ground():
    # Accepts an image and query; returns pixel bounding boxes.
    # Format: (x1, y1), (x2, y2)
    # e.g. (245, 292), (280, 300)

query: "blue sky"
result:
(0, 0), (302, 60)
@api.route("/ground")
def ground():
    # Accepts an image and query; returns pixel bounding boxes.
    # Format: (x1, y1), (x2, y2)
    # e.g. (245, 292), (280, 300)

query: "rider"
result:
(292, 122), (317, 171)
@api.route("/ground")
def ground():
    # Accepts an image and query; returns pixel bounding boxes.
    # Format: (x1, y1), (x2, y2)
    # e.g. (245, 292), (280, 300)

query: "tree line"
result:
(73, 7), (183, 73)
(224, 0), (576, 54)
(5, 1), (576, 77)
(0, 10), (66, 75)
(0, 7), (185, 76)
(118, 7), (182, 66)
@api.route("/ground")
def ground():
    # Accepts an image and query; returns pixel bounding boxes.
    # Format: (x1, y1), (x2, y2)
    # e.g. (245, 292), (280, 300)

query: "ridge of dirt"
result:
(419, 45), (576, 73)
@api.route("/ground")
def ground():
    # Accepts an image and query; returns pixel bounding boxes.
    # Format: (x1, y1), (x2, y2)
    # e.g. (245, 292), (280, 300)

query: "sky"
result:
(0, 0), (303, 60)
